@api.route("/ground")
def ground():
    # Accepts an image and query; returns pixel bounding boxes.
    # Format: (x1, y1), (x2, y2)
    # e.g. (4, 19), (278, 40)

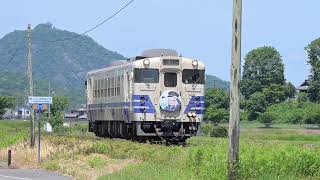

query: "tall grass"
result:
(2, 120), (320, 179)
(102, 136), (320, 180)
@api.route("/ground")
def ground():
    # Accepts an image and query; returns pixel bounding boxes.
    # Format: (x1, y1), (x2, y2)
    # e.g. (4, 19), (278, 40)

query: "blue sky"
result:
(1, 0), (319, 86)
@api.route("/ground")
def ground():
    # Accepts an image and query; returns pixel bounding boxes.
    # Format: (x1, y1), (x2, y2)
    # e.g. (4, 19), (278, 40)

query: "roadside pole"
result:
(28, 96), (52, 163)
(27, 24), (35, 147)
(228, 0), (242, 180)
(37, 111), (41, 163)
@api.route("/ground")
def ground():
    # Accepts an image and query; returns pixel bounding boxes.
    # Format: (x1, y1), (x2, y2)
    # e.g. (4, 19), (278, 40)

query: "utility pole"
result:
(27, 24), (35, 147)
(48, 80), (51, 119)
(228, 0), (242, 179)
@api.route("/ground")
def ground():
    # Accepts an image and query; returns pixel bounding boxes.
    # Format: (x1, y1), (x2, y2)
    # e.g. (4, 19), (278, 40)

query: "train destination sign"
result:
(28, 96), (52, 104)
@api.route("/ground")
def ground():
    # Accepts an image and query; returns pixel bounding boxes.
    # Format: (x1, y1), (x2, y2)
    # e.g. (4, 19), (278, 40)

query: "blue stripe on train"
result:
(184, 96), (205, 114)
(132, 95), (156, 113)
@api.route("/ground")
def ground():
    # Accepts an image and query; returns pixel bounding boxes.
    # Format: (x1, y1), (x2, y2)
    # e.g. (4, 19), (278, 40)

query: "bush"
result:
(49, 113), (64, 131)
(200, 123), (213, 136)
(205, 106), (229, 125)
(86, 142), (112, 154)
(45, 161), (60, 171)
(246, 92), (267, 121)
(303, 106), (320, 125)
(257, 112), (276, 127)
(210, 126), (228, 138)
(87, 155), (106, 169)
(262, 101), (320, 124)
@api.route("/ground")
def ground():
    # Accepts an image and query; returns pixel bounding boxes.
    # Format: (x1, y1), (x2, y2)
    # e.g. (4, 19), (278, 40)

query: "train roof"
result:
(87, 49), (204, 76)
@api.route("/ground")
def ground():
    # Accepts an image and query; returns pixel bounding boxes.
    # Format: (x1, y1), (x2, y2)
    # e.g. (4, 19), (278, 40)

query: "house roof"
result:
(296, 80), (310, 91)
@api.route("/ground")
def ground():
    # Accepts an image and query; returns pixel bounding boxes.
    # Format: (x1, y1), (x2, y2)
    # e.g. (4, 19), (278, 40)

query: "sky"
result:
(1, 0), (319, 86)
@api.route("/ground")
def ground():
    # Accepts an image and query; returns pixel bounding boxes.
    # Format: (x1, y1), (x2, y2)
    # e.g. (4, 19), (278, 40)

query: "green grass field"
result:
(1, 120), (320, 179)
(0, 120), (28, 148)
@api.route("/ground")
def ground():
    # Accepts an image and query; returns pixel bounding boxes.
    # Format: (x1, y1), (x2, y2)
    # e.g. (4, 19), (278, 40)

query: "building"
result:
(64, 106), (87, 121)
(296, 80), (310, 93)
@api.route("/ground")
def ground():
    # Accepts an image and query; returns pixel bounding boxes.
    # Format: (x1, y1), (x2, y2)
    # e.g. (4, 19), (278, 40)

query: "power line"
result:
(36, 0), (136, 43)
(0, 48), (20, 74)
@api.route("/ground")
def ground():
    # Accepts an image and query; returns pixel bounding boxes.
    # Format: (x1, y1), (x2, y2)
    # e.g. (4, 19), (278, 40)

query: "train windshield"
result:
(134, 68), (159, 83)
(182, 69), (205, 84)
(164, 72), (177, 87)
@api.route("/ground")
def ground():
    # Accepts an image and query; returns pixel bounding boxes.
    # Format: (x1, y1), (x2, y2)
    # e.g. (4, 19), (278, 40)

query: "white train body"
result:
(86, 49), (205, 140)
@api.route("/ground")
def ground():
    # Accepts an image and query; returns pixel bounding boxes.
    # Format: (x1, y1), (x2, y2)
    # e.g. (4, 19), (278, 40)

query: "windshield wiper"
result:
(192, 76), (201, 88)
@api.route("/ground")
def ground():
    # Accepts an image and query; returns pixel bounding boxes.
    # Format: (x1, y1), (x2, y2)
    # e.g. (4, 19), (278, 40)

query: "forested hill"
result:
(0, 23), (229, 104)
(0, 23), (125, 104)
(205, 75), (229, 90)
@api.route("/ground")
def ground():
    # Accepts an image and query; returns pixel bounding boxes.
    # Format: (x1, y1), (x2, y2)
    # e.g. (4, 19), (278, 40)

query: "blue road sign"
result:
(37, 104), (43, 111)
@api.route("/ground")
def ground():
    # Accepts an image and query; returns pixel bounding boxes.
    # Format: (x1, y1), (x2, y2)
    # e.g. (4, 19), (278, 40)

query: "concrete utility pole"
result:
(228, 0), (242, 179)
(48, 80), (51, 119)
(27, 24), (35, 147)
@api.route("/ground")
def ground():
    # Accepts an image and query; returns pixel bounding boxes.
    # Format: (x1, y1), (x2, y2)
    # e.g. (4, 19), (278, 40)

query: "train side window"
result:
(107, 78), (111, 97)
(111, 77), (115, 96)
(164, 73), (177, 87)
(134, 68), (159, 83)
(94, 79), (98, 98)
(117, 76), (121, 96)
(98, 79), (101, 98)
(104, 79), (108, 97)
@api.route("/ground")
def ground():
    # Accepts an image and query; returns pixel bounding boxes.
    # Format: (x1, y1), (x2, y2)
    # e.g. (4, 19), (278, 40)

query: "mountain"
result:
(205, 75), (230, 91)
(0, 23), (125, 104)
(0, 23), (229, 105)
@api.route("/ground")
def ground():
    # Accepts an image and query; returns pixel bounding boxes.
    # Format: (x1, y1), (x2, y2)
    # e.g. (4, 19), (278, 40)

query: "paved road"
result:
(0, 169), (72, 180)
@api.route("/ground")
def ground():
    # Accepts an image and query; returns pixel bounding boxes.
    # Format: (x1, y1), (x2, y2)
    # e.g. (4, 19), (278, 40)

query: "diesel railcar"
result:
(86, 49), (205, 141)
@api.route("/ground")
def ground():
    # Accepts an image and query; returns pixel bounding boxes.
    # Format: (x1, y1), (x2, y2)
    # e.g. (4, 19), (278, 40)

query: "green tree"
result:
(205, 88), (229, 109)
(51, 96), (70, 116)
(246, 92), (267, 121)
(49, 112), (64, 130)
(262, 84), (287, 105)
(241, 46), (285, 99)
(205, 106), (229, 125)
(0, 96), (15, 117)
(297, 92), (309, 104)
(305, 38), (320, 102)
(285, 82), (296, 99)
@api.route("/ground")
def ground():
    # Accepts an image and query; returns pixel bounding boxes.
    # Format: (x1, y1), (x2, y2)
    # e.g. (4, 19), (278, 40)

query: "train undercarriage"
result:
(89, 120), (199, 142)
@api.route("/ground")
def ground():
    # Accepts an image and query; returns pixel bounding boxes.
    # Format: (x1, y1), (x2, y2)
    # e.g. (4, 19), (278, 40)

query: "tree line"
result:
(205, 37), (320, 126)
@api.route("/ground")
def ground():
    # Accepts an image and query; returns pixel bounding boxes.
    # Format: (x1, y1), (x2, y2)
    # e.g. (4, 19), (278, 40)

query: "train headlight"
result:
(192, 60), (198, 66)
(187, 112), (192, 117)
(143, 59), (150, 66)
(192, 112), (197, 117)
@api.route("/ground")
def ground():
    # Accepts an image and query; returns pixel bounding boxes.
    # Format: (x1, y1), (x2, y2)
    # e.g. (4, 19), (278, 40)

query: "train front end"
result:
(132, 50), (205, 140)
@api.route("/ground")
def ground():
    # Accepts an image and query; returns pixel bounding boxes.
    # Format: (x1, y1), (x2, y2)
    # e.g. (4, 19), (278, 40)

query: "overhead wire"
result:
(35, 0), (135, 43)
(0, 0), (136, 91)
(0, 45), (26, 74)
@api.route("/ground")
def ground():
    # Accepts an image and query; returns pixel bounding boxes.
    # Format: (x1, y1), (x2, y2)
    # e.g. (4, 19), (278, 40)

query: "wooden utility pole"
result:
(27, 24), (35, 147)
(228, 0), (242, 179)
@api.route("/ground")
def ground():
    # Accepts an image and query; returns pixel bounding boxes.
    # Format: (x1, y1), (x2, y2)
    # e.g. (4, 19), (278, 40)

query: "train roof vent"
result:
(141, 49), (178, 58)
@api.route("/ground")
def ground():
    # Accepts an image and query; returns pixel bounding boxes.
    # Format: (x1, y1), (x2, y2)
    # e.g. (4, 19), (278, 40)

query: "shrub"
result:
(49, 112), (64, 130)
(87, 155), (106, 169)
(205, 106), (229, 125)
(200, 123), (213, 136)
(246, 92), (267, 121)
(86, 142), (112, 154)
(258, 112), (276, 127)
(45, 161), (60, 171)
(263, 101), (320, 124)
(210, 126), (228, 138)
(303, 106), (320, 125)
